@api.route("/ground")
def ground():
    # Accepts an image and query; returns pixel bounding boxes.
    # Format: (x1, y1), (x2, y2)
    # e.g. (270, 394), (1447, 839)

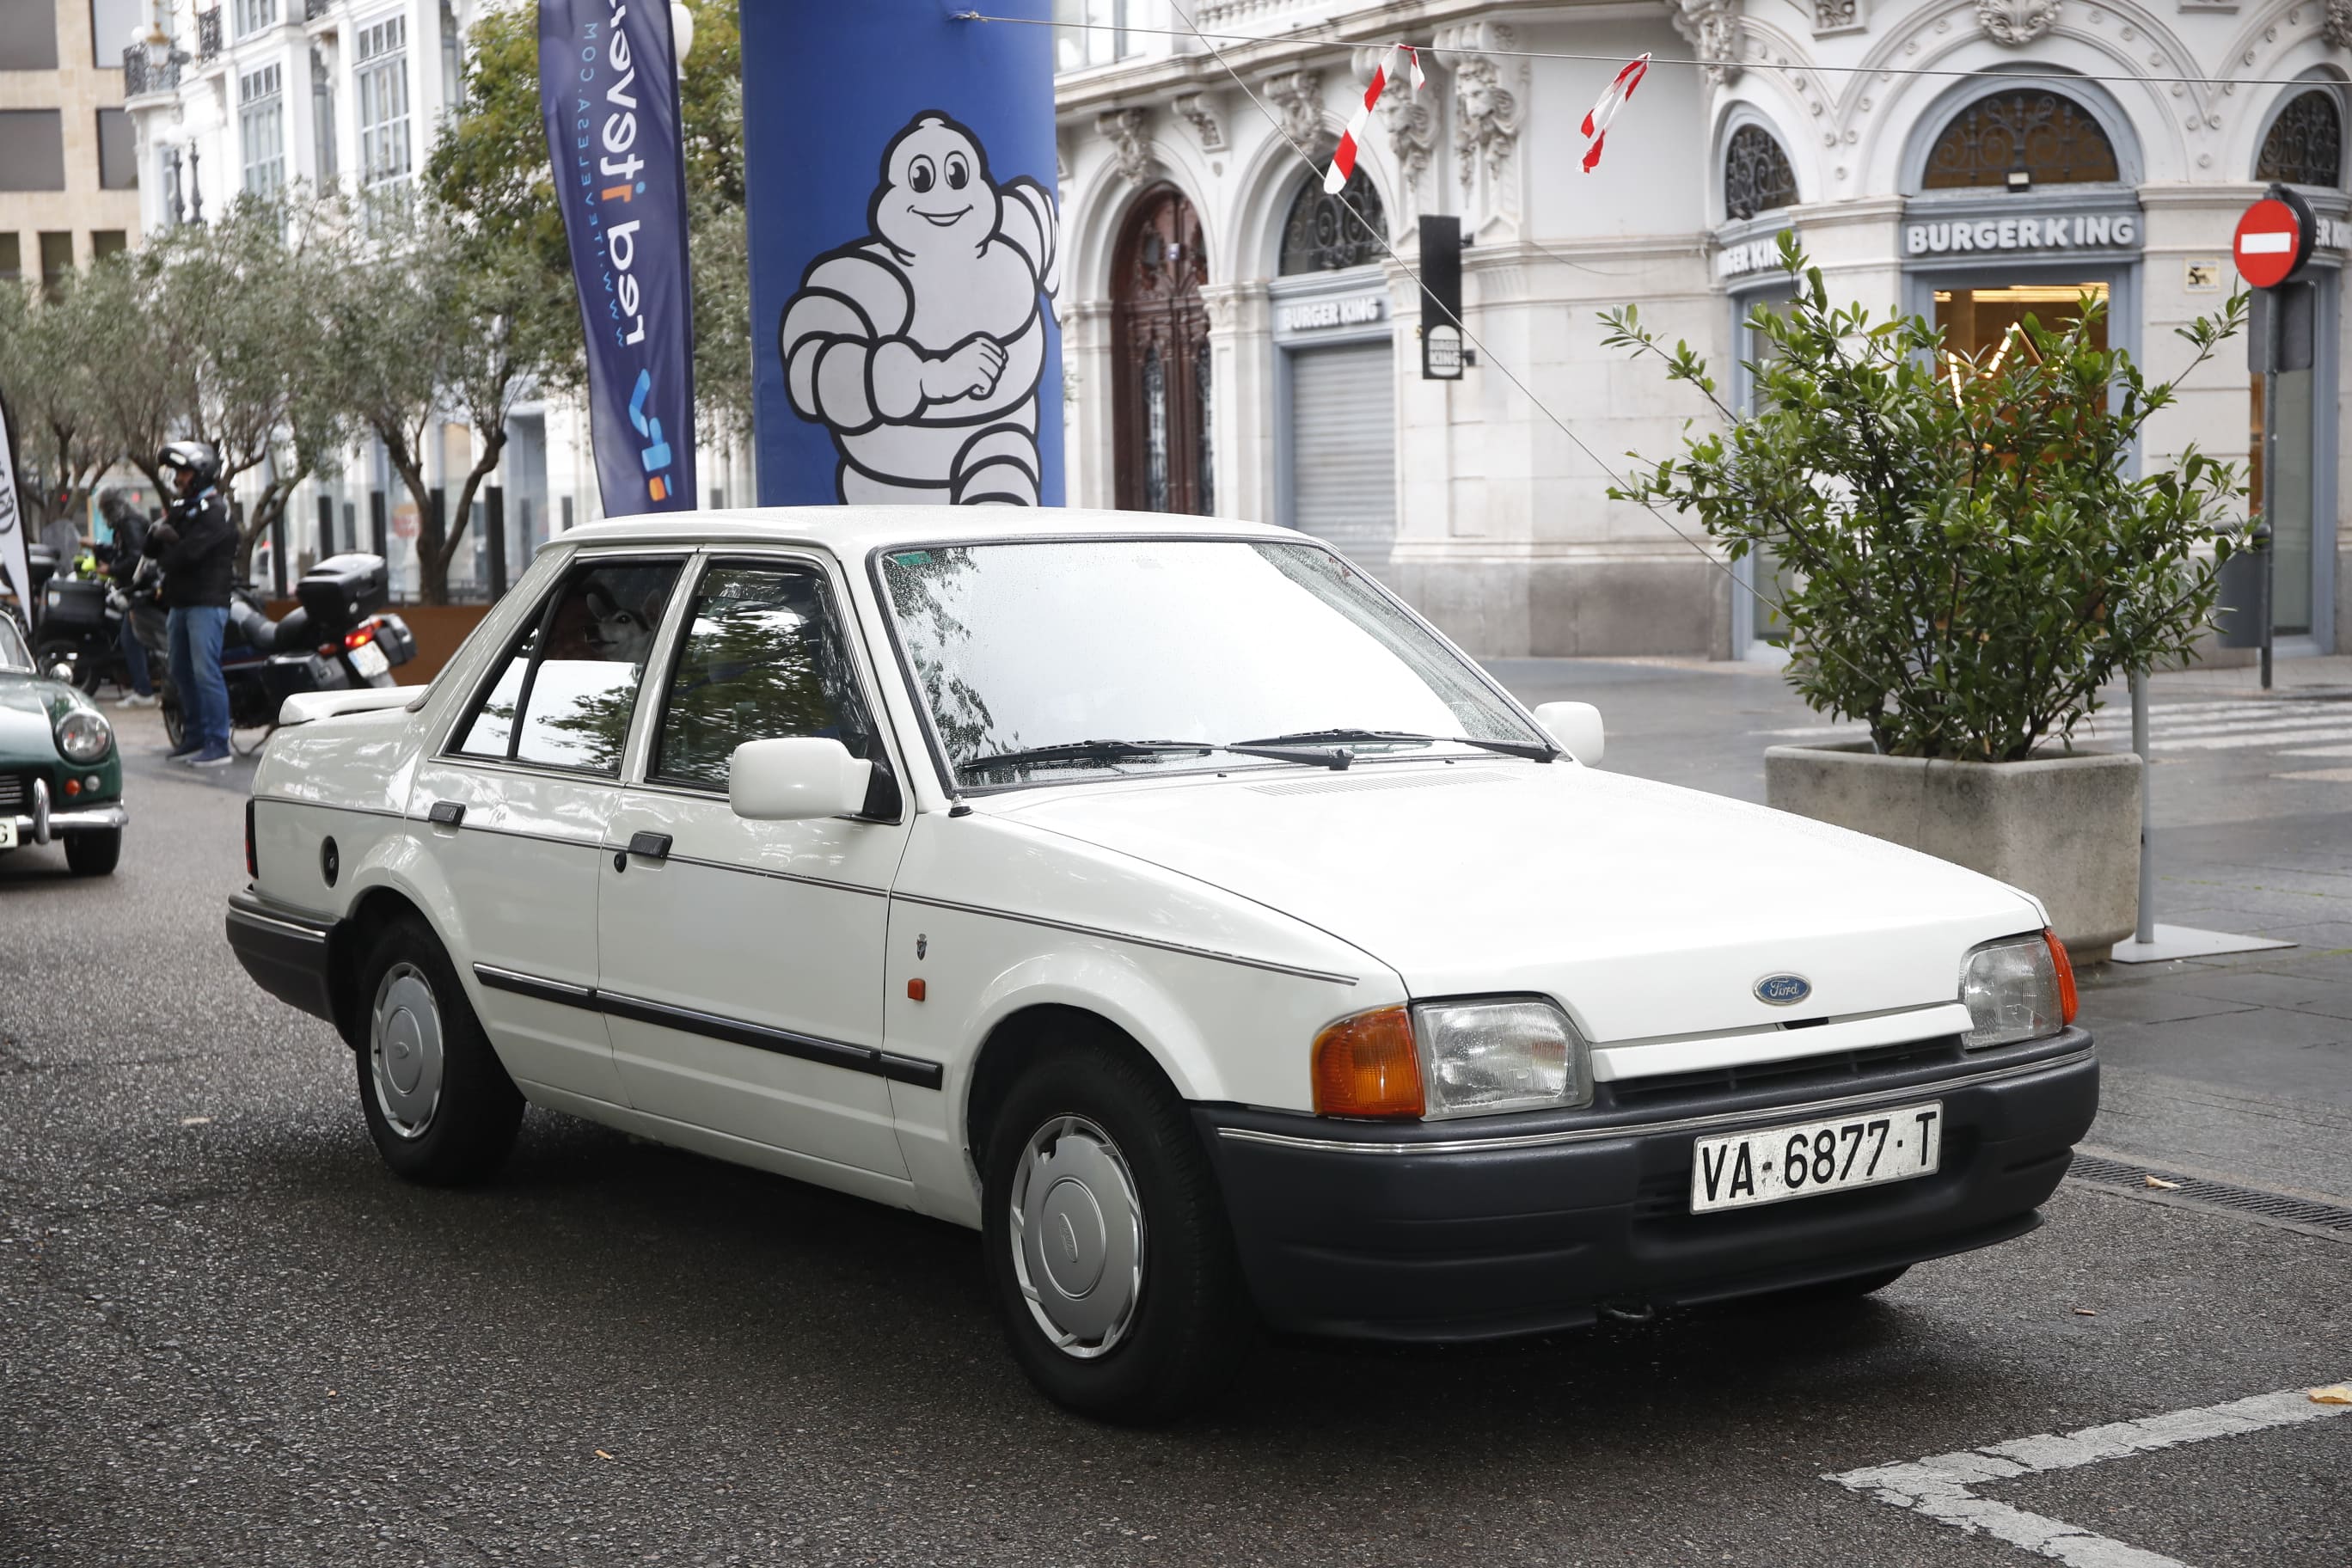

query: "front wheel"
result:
(36, 640), (101, 695)
(982, 1041), (1253, 1424)
(352, 916), (523, 1185)
(64, 829), (120, 877)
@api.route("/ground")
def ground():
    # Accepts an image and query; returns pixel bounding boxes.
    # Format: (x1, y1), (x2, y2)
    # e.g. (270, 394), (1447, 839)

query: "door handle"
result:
(427, 800), (464, 826)
(612, 830), (672, 873)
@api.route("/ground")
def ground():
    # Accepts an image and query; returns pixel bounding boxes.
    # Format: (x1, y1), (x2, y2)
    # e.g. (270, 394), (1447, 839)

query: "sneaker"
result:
(165, 742), (204, 760)
(115, 691), (159, 709)
(187, 746), (235, 768)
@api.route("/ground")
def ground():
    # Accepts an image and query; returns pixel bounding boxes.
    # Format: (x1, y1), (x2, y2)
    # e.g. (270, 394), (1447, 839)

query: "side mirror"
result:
(729, 737), (874, 821)
(1532, 701), (1604, 766)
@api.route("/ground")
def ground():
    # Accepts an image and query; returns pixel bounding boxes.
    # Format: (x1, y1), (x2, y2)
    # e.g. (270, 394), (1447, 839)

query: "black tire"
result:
(981, 1038), (1254, 1424)
(37, 640), (101, 695)
(161, 691), (187, 752)
(63, 829), (120, 877)
(351, 915), (523, 1185)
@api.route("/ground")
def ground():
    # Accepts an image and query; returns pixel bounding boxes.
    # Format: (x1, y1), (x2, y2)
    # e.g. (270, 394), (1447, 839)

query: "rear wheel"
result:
(352, 916), (523, 1185)
(64, 829), (120, 877)
(37, 640), (100, 695)
(981, 1039), (1253, 1424)
(160, 690), (187, 751)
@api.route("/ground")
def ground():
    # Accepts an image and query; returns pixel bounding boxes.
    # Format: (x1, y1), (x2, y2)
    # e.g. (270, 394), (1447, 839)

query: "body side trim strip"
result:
(467, 964), (945, 1090)
(660, 849), (890, 899)
(225, 906), (332, 945)
(250, 793), (407, 822)
(887, 891), (1360, 985)
(1214, 1045), (2096, 1155)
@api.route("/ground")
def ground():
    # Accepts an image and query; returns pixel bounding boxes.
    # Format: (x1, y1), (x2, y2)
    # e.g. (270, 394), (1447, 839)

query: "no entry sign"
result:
(2234, 187), (2316, 289)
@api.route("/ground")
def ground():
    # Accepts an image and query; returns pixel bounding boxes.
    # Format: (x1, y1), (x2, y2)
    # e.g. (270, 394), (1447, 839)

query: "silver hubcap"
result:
(370, 963), (444, 1140)
(1009, 1114), (1144, 1359)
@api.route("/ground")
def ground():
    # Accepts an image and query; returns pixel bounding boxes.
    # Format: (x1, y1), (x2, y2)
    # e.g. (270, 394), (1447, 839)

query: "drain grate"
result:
(2067, 1153), (2352, 1238)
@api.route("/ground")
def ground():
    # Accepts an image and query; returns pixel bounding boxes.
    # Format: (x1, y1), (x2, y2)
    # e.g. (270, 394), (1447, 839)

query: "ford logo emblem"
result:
(1755, 973), (1812, 1007)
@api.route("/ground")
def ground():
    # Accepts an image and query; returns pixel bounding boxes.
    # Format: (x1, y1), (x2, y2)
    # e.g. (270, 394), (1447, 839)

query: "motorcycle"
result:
(36, 549), (167, 697)
(164, 554), (420, 750)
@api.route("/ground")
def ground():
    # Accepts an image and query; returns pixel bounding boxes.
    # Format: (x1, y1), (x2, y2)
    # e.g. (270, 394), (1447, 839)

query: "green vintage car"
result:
(0, 611), (126, 876)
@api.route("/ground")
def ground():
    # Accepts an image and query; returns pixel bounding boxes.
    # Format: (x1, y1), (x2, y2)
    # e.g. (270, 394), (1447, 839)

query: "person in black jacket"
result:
(95, 489), (158, 708)
(148, 442), (236, 765)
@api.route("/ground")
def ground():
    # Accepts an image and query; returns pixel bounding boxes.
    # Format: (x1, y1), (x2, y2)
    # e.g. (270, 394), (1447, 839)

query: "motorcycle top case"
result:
(40, 579), (111, 636)
(295, 554), (390, 628)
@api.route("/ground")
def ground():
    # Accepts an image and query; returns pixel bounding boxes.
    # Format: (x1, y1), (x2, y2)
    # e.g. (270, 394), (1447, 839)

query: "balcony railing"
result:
(122, 46), (186, 97)
(197, 7), (222, 59)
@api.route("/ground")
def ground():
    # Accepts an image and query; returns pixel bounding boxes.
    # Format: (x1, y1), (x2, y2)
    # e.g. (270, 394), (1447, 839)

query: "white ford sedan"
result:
(227, 508), (2095, 1420)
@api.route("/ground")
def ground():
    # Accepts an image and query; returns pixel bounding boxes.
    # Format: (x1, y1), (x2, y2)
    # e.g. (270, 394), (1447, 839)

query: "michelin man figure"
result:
(781, 112), (1060, 505)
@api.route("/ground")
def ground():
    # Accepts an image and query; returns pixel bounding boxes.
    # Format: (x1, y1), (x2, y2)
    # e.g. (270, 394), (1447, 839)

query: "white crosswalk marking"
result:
(1828, 1381), (2352, 1566)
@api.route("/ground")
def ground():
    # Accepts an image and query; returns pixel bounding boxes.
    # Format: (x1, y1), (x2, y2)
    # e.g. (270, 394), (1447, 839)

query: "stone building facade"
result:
(1052, 0), (2352, 658)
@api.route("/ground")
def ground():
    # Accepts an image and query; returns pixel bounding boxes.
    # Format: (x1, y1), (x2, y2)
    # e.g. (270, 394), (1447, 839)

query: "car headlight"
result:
(1311, 996), (1592, 1119)
(1959, 932), (2076, 1049)
(56, 709), (113, 765)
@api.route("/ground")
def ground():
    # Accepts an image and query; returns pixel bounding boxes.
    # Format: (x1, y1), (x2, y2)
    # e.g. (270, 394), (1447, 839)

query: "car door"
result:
(597, 554), (916, 1180)
(411, 550), (689, 1108)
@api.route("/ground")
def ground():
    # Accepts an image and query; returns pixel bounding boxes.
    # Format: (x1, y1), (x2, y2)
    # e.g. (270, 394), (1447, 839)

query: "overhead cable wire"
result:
(954, 10), (2343, 93)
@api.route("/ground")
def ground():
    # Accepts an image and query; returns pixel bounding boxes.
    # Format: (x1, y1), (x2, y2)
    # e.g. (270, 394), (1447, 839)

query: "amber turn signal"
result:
(1313, 1006), (1424, 1118)
(2043, 929), (2078, 1026)
(906, 977), (927, 1002)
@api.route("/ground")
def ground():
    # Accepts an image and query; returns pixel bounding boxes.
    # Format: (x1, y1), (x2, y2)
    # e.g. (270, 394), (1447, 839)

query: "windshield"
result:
(875, 538), (1543, 789)
(0, 615), (30, 672)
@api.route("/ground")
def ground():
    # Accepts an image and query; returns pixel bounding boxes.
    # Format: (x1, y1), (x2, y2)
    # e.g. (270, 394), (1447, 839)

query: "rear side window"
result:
(652, 560), (881, 790)
(454, 558), (683, 775)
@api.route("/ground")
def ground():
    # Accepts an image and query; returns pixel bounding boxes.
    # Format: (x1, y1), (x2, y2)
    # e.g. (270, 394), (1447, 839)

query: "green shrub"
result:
(1602, 236), (2246, 762)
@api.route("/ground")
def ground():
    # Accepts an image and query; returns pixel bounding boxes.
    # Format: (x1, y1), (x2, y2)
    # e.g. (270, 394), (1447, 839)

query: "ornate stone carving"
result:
(1172, 92), (1225, 150)
(2326, 0), (2352, 48)
(1978, 0), (2061, 45)
(1664, 0), (1744, 83)
(1262, 69), (1327, 151)
(1814, 0), (1861, 31)
(1452, 56), (1521, 193)
(1095, 108), (1157, 185)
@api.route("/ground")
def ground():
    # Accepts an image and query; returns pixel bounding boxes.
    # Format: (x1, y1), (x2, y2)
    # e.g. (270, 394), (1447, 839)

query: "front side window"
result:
(454, 558), (682, 775)
(652, 562), (880, 790)
(355, 16), (411, 190)
(0, 613), (32, 671)
(878, 539), (1541, 790)
(239, 64), (285, 196)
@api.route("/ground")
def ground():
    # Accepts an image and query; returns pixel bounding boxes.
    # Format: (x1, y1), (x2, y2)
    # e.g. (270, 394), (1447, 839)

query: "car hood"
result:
(0, 679), (68, 758)
(989, 762), (2043, 1043)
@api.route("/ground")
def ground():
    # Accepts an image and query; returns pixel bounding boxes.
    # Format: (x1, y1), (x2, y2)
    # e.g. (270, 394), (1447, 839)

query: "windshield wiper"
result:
(957, 737), (1352, 775)
(1234, 727), (1559, 763)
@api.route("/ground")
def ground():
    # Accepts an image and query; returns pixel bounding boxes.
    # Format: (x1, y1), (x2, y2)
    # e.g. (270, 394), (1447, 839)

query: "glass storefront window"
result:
(1933, 283), (2110, 367)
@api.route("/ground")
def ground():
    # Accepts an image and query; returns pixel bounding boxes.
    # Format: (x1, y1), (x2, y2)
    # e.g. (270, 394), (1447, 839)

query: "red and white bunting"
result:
(1323, 45), (1425, 193)
(1578, 52), (1651, 173)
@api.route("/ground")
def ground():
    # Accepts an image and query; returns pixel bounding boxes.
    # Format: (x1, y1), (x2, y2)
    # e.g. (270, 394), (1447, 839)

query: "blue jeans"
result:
(167, 604), (230, 751)
(119, 609), (153, 696)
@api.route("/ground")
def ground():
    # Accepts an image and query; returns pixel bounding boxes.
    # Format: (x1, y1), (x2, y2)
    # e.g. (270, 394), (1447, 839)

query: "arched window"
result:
(1724, 124), (1797, 219)
(1922, 89), (2118, 190)
(2257, 89), (2343, 188)
(1278, 167), (1387, 274)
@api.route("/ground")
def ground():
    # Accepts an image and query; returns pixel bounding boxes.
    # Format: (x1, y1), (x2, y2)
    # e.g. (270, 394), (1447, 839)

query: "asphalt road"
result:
(3, 702), (2349, 1568)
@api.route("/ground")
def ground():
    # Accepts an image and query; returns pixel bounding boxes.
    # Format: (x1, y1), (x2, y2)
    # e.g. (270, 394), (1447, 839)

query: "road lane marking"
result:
(1826, 1381), (2352, 1567)
(2153, 726), (2352, 752)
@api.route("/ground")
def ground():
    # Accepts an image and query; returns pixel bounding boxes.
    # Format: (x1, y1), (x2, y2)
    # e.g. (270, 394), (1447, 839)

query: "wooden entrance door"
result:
(1112, 187), (1212, 514)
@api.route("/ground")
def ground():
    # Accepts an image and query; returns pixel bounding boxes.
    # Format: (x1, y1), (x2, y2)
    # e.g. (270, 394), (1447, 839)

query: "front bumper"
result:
(6, 802), (127, 843)
(1197, 1028), (2097, 1342)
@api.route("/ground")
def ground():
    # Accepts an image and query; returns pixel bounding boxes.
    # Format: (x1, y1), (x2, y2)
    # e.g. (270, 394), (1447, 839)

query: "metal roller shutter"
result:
(1287, 342), (1397, 569)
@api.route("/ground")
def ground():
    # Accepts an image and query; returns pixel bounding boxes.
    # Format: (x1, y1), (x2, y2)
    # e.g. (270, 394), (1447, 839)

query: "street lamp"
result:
(139, 1), (171, 70)
(671, 1), (694, 76)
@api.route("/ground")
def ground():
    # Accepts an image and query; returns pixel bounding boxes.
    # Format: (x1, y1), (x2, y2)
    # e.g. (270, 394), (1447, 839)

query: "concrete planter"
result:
(1763, 742), (2141, 964)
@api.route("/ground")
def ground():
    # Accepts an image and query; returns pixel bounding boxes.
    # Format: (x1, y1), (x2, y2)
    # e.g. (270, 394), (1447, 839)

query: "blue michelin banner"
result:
(540, 0), (696, 515)
(743, 0), (1063, 507)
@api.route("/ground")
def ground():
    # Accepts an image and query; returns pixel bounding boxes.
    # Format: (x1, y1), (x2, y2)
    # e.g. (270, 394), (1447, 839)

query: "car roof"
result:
(550, 505), (1302, 556)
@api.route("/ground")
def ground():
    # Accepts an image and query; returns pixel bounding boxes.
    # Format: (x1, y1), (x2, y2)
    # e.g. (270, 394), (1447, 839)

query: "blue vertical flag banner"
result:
(539, 0), (697, 516)
(744, 0), (1063, 507)
(0, 389), (31, 628)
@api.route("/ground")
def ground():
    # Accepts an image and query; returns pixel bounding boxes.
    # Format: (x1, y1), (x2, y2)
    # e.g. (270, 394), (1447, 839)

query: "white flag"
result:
(0, 391), (30, 630)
